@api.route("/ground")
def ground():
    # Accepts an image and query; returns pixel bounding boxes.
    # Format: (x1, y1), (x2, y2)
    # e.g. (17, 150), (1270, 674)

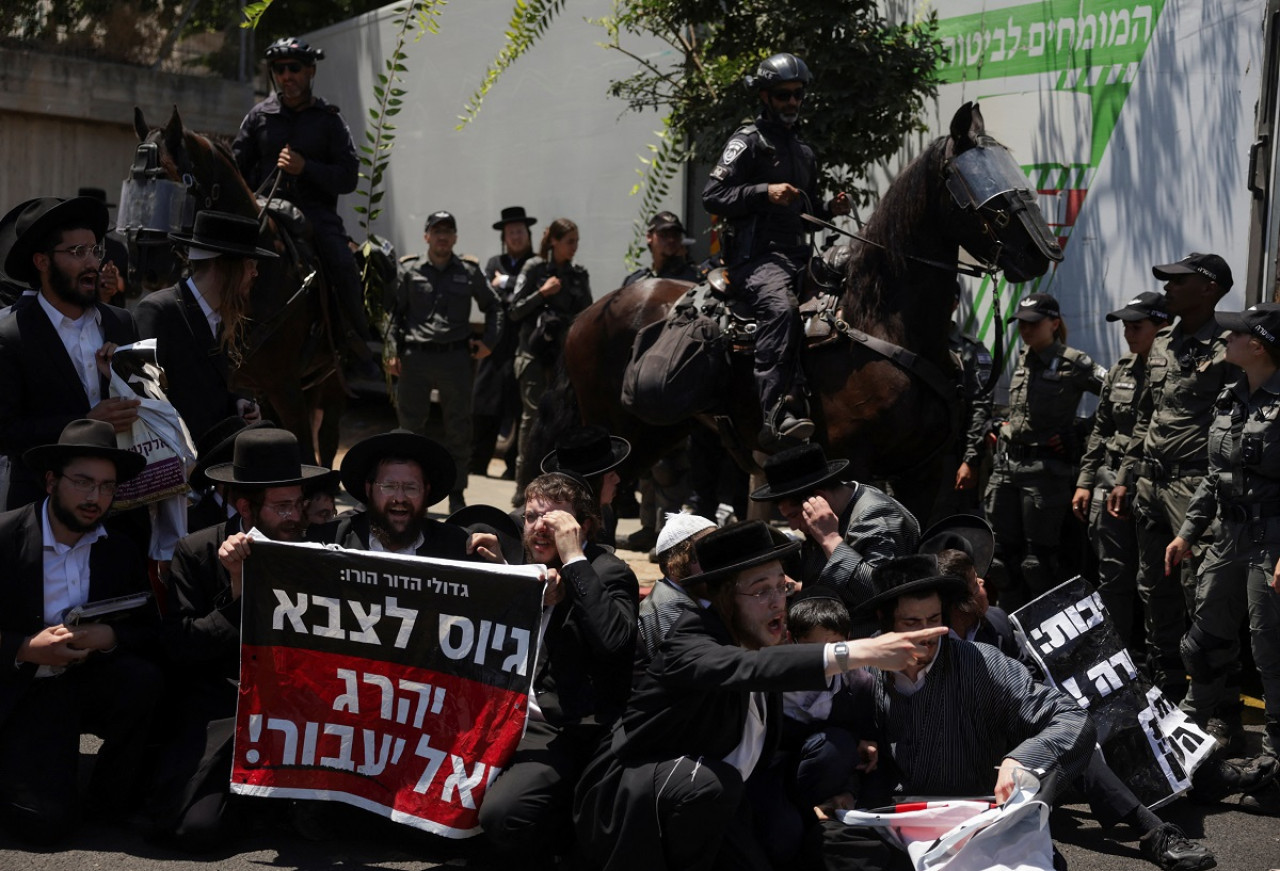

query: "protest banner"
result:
(230, 540), (545, 837)
(1012, 577), (1215, 808)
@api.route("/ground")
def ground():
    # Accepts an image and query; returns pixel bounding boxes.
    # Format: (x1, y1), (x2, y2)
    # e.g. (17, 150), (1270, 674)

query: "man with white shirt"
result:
(0, 196), (141, 509)
(0, 419), (159, 843)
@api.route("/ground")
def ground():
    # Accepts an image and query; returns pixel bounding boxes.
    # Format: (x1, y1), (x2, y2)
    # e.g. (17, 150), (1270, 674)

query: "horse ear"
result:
(163, 105), (185, 157)
(949, 102), (975, 145)
(134, 107), (149, 141)
(968, 103), (986, 140)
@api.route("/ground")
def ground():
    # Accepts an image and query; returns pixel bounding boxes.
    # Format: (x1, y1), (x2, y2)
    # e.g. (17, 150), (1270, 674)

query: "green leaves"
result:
(457, 0), (568, 128)
(239, 0), (272, 29)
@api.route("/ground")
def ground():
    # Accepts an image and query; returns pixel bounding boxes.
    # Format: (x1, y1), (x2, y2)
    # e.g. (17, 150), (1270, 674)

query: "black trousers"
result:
(0, 652), (162, 844)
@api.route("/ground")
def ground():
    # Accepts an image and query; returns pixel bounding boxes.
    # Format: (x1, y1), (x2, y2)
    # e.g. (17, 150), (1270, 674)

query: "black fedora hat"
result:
(24, 418), (146, 482)
(0, 197), (53, 285)
(339, 429), (456, 507)
(169, 210), (278, 260)
(203, 428), (329, 488)
(917, 514), (995, 577)
(492, 206), (537, 231)
(449, 503), (524, 565)
(858, 554), (969, 617)
(189, 417), (277, 490)
(5, 196), (109, 285)
(77, 187), (117, 209)
(541, 426), (631, 478)
(750, 443), (849, 502)
(693, 520), (800, 586)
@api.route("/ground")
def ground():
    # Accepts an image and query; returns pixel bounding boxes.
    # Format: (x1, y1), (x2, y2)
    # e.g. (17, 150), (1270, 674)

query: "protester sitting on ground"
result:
(540, 425), (630, 547)
(573, 520), (947, 871)
(635, 511), (716, 672)
(752, 443), (920, 624)
(302, 478), (338, 527)
(918, 514), (1019, 658)
(478, 471), (639, 870)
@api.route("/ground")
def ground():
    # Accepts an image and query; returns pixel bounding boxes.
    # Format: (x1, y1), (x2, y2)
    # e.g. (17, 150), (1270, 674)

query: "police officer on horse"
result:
(702, 52), (851, 449)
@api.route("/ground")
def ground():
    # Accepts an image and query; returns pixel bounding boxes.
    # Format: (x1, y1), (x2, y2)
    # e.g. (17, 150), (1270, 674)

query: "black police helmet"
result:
(265, 36), (324, 64)
(745, 53), (812, 91)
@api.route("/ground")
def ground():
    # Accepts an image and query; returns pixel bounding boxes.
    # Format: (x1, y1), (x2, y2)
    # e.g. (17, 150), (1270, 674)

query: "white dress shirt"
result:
(187, 277), (222, 337)
(38, 293), (104, 405)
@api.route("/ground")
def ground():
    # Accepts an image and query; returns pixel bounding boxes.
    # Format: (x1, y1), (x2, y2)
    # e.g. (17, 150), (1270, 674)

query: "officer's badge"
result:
(719, 139), (748, 166)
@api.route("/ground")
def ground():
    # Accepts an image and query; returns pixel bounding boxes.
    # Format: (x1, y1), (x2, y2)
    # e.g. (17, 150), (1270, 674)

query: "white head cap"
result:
(655, 512), (716, 555)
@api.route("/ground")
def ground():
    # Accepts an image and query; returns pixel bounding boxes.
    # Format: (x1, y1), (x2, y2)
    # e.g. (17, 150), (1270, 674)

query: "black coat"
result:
(162, 518), (242, 691)
(0, 501), (155, 726)
(0, 298), (137, 509)
(308, 511), (473, 561)
(135, 281), (242, 445)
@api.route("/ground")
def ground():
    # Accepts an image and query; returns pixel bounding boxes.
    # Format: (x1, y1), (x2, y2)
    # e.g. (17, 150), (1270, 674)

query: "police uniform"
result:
(985, 340), (1103, 603)
(931, 322), (994, 521)
(472, 249), (534, 477)
(1119, 317), (1232, 698)
(1175, 368), (1280, 751)
(621, 257), (700, 287)
(1076, 352), (1146, 643)
(387, 253), (502, 495)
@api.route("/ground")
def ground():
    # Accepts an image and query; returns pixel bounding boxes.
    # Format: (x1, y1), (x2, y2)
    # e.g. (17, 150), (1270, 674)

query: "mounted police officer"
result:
(231, 37), (373, 368)
(621, 212), (700, 287)
(702, 52), (851, 449)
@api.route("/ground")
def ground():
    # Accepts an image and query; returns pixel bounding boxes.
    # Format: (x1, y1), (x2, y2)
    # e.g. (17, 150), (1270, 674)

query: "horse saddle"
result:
(687, 268), (841, 353)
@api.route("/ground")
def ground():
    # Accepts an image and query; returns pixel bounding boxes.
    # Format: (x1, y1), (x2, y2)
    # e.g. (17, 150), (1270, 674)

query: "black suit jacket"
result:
(0, 298), (137, 508)
(135, 281), (240, 445)
(163, 518), (242, 690)
(0, 501), (155, 725)
(535, 545), (639, 728)
(309, 512), (474, 561)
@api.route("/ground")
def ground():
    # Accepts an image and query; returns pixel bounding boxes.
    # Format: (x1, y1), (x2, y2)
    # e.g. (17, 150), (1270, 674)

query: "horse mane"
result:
(841, 135), (949, 331)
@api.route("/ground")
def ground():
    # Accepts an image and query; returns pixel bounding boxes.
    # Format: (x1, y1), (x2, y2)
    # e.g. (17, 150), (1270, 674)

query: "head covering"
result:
(540, 426), (630, 478)
(24, 419), (146, 482)
(917, 514), (995, 576)
(264, 36), (324, 64)
(448, 503), (523, 565)
(750, 443), (849, 502)
(189, 417), (276, 490)
(1151, 253), (1233, 290)
(424, 211), (456, 232)
(1106, 291), (1170, 323)
(1009, 292), (1060, 323)
(492, 206), (537, 231)
(339, 429), (455, 507)
(77, 187), (116, 209)
(655, 512), (717, 556)
(858, 554), (969, 616)
(693, 520), (800, 585)
(1217, 303), (1280, 349)
(647, 211), (685, 234)
(4, 196), (109, 285)
(0, 197), (53, 286)
(203, 428), (329, 488)
(168, 210), (278, 260)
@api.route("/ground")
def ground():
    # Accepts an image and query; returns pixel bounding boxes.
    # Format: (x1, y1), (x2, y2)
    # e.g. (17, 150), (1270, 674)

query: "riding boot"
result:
(758, 393), (814, 451)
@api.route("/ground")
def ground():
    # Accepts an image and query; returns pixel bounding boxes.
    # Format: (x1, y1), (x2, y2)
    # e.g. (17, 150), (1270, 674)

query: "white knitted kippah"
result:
(655, 512), (716, 555)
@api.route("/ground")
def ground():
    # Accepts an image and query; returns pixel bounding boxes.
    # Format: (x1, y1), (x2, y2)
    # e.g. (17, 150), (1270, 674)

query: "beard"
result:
(368, 502), (424, 552)
(50, 491), (104, 534)
(49, 260), (99, 310)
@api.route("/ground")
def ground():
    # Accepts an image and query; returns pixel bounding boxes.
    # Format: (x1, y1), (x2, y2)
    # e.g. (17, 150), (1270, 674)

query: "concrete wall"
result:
(0, 48), (250, 210)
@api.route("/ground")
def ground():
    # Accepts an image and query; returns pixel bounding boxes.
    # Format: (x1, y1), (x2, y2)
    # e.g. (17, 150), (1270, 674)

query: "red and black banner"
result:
(229, 540), (545, 837)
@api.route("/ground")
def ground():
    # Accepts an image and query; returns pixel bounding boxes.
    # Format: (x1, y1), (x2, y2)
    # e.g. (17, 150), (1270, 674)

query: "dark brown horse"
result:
(125, 107), (343, 466)
(553, 103), (1061, 519)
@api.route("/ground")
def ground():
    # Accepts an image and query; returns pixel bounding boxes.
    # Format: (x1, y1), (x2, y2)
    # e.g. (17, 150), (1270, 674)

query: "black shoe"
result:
(1205, 712), (1244, 756)
(1138, 822), (1215, 870)
(448, 491), (466, 514)
(624, 527), (658, 552)
(1239, 780), (1280, 815)
(1191, 755), (1279, 802)
(779, 413), (815, 441)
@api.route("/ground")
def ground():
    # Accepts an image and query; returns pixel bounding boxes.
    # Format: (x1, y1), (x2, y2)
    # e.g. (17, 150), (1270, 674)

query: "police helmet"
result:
(745, 53), (812, 91)
(264, 37), (324, 64)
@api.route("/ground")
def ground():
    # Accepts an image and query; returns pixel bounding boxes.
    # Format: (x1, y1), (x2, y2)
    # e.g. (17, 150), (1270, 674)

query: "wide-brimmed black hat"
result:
(0, 197), (52, 285)
(541, 426), (630, 478)
(750, 443), (849, 502)
(77, 187), (117, 209)
(918, 514), (995, 577)
(1106, 291), (1169, 323)
(189, 417), (276, 490)
(449, 503), (524, 565)
(492, 206), (537, 230)
(24, 418), (146, 482)
(203, 428), (329, 488)
(340, 429), (455, 507)
(1152, 252), (1233, 290)
(858, 554), (969, 616)
(5, 196), (109, 285)
(693, 520), (801, 585)
(1218, 303), (1280, 349)
(168, 210), (278, 260)
(1009, 292), (1060, 323)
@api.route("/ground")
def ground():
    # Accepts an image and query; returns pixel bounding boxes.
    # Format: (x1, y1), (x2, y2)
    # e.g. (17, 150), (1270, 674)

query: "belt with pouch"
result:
(405, 338), (470, 354)
(1138, 459), (1209, 481)
(1221, 500), (1280, 525)
(1004, 442), (1059, 462)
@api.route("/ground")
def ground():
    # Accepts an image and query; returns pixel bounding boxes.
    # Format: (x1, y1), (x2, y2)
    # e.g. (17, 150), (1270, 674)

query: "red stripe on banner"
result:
(231, 645), (528, 835)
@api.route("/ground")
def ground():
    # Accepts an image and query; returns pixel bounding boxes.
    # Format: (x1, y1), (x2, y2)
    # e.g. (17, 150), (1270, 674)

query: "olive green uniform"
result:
(985, 341), (1103, 604)
(931, 323), (994, 522)
(1119, 317), (1232, 699)
(1076, 352), (1147, 644)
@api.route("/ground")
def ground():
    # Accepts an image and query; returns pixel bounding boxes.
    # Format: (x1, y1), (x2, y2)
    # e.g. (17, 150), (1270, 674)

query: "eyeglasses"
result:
(261, 499), (305, 519)
(771, 88), (805, 103)
(51, 243), (105, 262)
(61, 474), (117, 496)
(373, 481), (423, 498)
(735, 583), (791, 603)
(272, 62), (304, 74)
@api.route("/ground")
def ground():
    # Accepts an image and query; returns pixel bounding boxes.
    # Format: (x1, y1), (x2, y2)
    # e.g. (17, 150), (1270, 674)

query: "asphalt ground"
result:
(1, 399), (1278, 868)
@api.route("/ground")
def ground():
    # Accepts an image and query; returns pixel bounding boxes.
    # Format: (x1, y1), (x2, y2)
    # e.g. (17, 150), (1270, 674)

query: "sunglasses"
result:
(272, 62), (304, 74)
(771, 88), (806, 103)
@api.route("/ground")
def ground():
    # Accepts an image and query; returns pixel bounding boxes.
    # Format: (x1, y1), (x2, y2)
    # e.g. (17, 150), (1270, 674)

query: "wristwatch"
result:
(833, 641), (850, 671)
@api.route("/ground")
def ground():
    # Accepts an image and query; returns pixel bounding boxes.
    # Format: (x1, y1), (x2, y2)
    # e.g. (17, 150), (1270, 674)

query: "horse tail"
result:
(515, 356), (582, 498)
